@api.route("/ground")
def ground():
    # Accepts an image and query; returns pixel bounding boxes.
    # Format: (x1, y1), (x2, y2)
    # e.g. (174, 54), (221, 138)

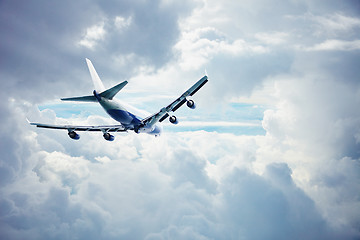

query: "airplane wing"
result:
(29, 122), (127, 132)
(140, 75), (208, 127)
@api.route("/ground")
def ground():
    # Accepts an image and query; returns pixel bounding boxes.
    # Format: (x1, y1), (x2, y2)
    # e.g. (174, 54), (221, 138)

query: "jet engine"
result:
(103, 132), (115, 141)
(169, 115), (178, 124)
(186, 100), (196, 109)
(68, 131), (80, 140)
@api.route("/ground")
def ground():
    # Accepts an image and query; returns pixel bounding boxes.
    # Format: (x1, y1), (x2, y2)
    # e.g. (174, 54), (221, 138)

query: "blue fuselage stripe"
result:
(98, 97), (161, 135)
(106, 109), (142, 127)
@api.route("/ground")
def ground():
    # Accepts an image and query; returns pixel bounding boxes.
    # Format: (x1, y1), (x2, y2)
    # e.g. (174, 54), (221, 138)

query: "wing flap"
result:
(189, 76), (208, 96)
(159, 113), (169, 122)
(172, 98), (187, 112)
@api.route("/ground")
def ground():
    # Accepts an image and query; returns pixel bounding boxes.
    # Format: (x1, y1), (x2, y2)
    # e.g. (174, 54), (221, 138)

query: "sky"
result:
(1, 0), (360, 239)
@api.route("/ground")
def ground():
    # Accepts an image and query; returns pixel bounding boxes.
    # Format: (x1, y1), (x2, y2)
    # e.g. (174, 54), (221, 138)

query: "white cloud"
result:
(94, 156), (111, 163)
(285, 12), (360, 38)
(114, 16), (132, 31)
(78, 22), (107, 49)
(174, 27), (268, 70)
(305, 39), (360, 51)
(0, 127), (337, 239)
(34, 151), (90, 188)
(230, 78), (277, 105)
(255, 31), (290, 45)
(313, 12), (360, 35)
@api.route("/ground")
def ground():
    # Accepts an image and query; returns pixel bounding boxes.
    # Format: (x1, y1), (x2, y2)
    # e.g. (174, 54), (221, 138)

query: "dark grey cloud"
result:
(0, 0), (195, 101)
(0, 0), (95, 97)
(98, 0), (197, 60)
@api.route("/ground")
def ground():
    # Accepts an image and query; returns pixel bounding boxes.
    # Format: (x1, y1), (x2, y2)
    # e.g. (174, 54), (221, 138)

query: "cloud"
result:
(0, 125), (339, 239)
(311, 12), (360, 36)
(174, 27), (269, 71)
(114, 15), (132, 30)
(305, 39), (360, 51)
(218, 164), (334, 240)
(260, 75), (360, 236)
(79, 22), (107, 49)
(255, 32), (290, 45)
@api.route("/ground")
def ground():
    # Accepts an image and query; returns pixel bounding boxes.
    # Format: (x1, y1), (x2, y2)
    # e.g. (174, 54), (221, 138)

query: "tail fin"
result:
(86, 58), (105, 92)
(61, 59), (128, 102)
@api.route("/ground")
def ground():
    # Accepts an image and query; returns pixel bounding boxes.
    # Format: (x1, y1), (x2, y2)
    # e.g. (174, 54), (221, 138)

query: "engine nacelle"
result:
(103, 132), (115, 141)
(186, 100), (196, 109)
(169, 115), (178, 124)
(68, 131), (80, 140)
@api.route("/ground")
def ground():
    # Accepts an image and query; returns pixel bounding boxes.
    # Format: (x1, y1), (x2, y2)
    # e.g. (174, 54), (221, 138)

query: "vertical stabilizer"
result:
(86, 58), (106, 92)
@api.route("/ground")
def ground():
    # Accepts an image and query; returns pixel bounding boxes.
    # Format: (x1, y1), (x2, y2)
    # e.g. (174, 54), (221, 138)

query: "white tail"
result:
(61, 59), (128, 102)
(86, 58), (105, 92)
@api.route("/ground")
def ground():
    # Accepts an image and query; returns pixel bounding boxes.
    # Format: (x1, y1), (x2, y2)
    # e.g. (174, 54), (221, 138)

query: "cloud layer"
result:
(1, 0), (360, 239)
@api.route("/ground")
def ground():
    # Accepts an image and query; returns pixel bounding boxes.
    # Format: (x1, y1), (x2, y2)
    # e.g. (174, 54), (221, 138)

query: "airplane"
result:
(29, 58), (208, 140)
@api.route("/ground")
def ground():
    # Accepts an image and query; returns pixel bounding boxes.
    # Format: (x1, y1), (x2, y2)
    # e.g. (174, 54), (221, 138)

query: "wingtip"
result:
(26, 118), (35, 125)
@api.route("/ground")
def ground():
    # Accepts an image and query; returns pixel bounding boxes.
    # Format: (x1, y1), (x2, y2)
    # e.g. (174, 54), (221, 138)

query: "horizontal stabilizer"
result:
(61, 95), (97, 102)
(61, 59), (128, 102)
(61, 81), (128, 102)
(100, 81), (128, 100)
